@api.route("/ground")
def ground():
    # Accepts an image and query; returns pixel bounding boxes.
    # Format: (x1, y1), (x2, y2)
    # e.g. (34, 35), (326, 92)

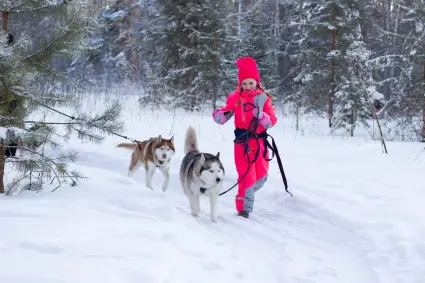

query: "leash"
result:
(219, 114), (259, 196)
(263, 133), (291, 196)
(36, 99), (290, 195)
(219, 102), (292, 197)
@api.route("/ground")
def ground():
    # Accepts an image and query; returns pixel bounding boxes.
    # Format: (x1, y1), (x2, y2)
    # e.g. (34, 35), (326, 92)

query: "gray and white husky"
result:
(179, 126), (225, 222)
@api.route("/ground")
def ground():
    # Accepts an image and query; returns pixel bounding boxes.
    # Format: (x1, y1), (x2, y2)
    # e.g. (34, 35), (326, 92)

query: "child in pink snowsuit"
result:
(212, 57), (277, 218)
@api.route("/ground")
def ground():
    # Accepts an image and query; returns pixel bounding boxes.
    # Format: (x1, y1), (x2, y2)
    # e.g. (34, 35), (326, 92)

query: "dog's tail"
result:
(184, 126), (199, 154)
(116, 143), (137, 150)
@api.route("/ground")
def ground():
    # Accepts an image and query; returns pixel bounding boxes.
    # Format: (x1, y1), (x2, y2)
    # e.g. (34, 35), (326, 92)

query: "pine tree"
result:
(67, 0), (144, 90)
(293, 0), (363, 127)
(386, 1), (425, 142)
(0, 0), (124, 195)
(155, 0), (235, 110)
(235, 2), (279, 91)
(331, 41), (373, 136)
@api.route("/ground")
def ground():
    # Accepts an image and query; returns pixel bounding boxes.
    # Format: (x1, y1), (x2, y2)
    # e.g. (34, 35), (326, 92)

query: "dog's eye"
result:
(209, 170), (214, 173)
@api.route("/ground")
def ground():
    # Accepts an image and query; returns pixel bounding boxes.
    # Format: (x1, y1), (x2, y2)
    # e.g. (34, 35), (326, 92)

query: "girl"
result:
(212, 57), (277, 218)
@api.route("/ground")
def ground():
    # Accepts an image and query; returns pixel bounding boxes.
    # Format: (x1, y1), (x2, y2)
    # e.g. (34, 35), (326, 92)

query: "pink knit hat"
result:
(236, 57), (261, 84)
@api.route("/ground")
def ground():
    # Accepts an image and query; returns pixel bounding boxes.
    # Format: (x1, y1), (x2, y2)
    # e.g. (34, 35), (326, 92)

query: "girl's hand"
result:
(212, 109), (227, 125)
(252, 108), (264, 118)
(252, 109), (271, 129)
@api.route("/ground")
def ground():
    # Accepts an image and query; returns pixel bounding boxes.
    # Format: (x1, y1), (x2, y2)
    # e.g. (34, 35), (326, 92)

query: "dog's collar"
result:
(156, 160), (165, 167)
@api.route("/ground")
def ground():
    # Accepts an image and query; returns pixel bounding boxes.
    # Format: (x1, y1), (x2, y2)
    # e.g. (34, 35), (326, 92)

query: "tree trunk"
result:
(212, 31), (218, 109)
(237, 0), (242, 36)
(329, 8), (336, 128)
(2, 11), (8, 31)
(237, 0), (251, 36)
(1, 11), (8, 194)
(0, 144), (4, 194)
(295, 103), (299, 132)
(422, 61), (425, 142)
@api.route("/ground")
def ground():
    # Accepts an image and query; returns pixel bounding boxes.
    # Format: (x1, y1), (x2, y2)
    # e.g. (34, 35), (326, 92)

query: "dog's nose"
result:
(162, 154), (166, 159)
(216, 177), (221, 183)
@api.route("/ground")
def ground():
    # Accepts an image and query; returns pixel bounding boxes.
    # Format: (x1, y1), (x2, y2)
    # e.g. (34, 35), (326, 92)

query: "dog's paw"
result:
(211, 214), (218, 222)
(191, 213), (199, 217)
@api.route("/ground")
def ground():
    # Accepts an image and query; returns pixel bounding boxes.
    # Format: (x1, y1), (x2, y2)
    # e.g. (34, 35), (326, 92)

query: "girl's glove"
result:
(252, 108), (272, 129)
(212, 109), (227, 125)
(213, 109), (234, 125)
(253, 93), (272, 129)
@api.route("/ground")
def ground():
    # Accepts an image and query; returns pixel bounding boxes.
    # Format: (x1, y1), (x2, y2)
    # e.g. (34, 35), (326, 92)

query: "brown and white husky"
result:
(116, 135), (175, 191)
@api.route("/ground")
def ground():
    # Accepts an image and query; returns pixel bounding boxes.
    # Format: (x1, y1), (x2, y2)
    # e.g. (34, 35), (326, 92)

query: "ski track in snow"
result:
(1, 118), (424, 283)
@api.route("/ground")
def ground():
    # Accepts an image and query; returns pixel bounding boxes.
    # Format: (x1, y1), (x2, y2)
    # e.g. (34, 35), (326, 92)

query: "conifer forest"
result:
(1, 0), (425, 193)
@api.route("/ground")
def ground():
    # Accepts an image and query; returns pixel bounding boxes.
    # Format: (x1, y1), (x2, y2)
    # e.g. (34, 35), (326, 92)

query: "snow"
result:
(102, 9), (128, 21)
(346, 41), (371, 62)
(1, 95), (424, 283)
(367, 86), (385, 101)
(0, 127), (7, 139)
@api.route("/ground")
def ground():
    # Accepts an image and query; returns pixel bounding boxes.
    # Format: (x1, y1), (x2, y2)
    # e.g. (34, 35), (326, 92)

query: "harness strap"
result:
(234, 127), (291, 196)
(219, 101), (292, 197)
(264, 134), (291, 196)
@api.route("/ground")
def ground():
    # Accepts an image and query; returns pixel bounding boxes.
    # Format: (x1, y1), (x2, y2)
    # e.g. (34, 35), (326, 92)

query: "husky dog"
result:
(117, 135), (175, 191)
(180, 126), (225, 222)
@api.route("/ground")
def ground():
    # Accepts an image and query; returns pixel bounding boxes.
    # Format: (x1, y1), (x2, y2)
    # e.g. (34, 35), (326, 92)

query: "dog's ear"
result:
(216, 152), (220, 159)
(157, 135), (162, 142)
(199, 153), (206, 164)
(170, 136), (174, 144)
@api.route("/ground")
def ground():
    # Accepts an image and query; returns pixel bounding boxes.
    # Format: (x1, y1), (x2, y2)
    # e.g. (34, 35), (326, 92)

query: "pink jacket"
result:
(218, 88), (277, 133)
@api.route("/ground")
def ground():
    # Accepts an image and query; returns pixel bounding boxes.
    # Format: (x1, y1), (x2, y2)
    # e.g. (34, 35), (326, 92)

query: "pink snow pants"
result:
(234, 137), (269, 212)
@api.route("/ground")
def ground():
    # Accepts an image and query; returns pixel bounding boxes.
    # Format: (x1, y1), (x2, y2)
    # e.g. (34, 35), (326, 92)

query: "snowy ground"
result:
(1, 95), (424, 283)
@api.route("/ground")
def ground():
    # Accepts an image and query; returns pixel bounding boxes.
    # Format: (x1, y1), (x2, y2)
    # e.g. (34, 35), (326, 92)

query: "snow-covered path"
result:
(1, 101), (424, 283)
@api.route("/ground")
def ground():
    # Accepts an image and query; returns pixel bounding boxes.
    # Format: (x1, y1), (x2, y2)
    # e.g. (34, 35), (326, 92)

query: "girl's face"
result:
(241, 78), (257, 91)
